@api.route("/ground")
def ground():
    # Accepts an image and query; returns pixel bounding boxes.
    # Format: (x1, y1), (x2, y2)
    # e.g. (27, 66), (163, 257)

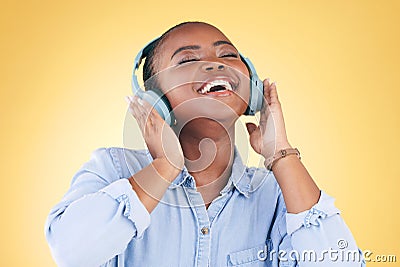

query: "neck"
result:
(176, 120), (235, 205)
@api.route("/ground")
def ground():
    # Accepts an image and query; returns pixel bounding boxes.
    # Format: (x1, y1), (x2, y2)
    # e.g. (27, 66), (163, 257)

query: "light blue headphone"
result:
(132, 38), (264, 126)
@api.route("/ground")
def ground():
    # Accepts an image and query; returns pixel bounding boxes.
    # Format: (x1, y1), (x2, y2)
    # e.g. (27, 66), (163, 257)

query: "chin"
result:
(184, 101), (244, 121)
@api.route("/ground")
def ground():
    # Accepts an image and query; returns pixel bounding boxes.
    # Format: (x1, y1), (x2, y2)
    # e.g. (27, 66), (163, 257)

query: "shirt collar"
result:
(145, 146), (264, 197)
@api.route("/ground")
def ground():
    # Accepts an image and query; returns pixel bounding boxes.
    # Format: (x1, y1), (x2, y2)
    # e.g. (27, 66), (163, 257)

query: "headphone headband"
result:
(134, 37), (160, 70)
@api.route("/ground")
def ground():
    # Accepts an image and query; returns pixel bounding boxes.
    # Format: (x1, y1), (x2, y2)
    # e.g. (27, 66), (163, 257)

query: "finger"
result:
(140, 100), (166, 131)
(142, 99), (163, 122)
(125, 96), (131, 105)
(248, 125), (262, 154)
(128, 96), (147, 129)
(263, 78), (272, 105)
(250, 127), (262, 142)
(134, 97), (152, 126)
(259, 80), (272, 121)
(126, 96), (139, 119)
(134, 96), (161, 122)
(269, 82), (280, 105)
(133, 108), (146, 130)
(128, 96), (167, 137)
(245, 122), (258, 135)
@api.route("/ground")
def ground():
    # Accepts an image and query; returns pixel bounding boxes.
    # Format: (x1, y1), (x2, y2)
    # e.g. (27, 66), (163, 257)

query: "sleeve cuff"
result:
(286, 190), (341, 235)
(100, 178), (151, 238)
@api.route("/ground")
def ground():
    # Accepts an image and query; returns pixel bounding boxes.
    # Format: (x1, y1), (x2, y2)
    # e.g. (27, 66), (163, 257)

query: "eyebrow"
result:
(170, 40), (236, 60)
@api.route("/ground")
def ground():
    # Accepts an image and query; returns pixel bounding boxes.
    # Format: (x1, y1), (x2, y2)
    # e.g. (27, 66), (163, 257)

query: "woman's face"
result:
(153, 23), (251, 127)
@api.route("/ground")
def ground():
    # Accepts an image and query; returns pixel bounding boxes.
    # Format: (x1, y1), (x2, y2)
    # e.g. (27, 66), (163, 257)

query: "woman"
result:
(45, 21), (365, 266)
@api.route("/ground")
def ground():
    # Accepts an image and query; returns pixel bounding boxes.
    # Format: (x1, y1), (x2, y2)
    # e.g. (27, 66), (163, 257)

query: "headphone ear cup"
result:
(249, 76), (264, 115)
(141, 90), (175, 126)
(132, 37), (176, 125)
(241, 56), (264, 115)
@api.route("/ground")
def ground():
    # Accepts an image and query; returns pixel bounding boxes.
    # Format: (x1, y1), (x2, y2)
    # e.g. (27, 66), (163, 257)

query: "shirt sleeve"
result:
(278, 191), (366, 266)
(44, 148), (151, 267)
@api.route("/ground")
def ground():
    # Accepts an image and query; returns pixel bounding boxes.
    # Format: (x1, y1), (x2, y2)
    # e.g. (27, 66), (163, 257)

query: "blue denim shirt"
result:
(45, 147), (365, 267)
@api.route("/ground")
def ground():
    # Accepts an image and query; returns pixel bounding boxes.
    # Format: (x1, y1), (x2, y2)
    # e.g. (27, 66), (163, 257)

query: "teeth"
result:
(199, 80), (233, 94)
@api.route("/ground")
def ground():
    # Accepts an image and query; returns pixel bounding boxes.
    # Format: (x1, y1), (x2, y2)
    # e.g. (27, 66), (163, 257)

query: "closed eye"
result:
(177, 53), (238, 65)
(220, 53), (238, 58)
(178, 57), (200, 65)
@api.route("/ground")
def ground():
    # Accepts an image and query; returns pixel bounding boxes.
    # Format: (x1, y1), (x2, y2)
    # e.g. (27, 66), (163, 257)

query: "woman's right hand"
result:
(126, 96), (184, 172)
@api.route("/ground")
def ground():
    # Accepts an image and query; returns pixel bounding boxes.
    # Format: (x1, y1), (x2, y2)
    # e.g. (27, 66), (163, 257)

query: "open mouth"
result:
(197, 79), (234, 96)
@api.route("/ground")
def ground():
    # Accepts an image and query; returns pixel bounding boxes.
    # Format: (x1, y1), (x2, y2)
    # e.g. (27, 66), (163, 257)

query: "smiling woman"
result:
(44, 21), (366, 267)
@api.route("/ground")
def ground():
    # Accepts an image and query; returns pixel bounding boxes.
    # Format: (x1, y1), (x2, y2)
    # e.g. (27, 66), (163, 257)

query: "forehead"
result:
(159, 23), (232, 56)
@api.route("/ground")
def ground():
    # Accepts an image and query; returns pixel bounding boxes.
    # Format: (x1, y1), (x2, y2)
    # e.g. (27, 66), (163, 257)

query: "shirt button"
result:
(201, 227), (209, 235)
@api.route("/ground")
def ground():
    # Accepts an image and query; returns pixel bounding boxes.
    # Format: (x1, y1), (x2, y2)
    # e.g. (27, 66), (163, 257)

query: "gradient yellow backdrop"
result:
(1, 1), (399, 266)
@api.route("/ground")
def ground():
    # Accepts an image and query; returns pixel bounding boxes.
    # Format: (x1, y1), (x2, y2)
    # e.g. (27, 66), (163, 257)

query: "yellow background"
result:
(1, 0), (399, 266)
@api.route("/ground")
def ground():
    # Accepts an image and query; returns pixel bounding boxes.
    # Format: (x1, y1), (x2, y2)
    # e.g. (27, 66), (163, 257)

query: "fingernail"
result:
(125, 96), (130, 104)
(266, 78), (270, 83)
(137, 98), (144, 106)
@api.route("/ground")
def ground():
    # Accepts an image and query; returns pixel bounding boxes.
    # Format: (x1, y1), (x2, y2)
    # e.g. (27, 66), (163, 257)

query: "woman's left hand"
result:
(245, 79), (292, 160)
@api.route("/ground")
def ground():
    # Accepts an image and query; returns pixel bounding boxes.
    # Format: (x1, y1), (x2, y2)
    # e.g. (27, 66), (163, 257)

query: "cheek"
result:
(235, 89), (250, 115)
(164, 84), (196, 108)
(232, 62), (251, 108)
(157, 68), (196, 96)
(229, 60), (251, 79)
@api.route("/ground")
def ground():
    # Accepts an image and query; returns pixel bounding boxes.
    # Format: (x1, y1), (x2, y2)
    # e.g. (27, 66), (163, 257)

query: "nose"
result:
(202, 62), (225, 72)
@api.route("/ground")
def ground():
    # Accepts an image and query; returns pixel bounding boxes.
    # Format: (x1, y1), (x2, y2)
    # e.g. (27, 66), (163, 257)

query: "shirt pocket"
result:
(227, 244), (271, 266)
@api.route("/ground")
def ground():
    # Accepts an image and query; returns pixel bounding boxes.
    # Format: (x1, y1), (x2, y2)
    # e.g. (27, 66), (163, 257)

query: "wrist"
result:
(156, 157), (182, 182)
(275, 140), (292, 152)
